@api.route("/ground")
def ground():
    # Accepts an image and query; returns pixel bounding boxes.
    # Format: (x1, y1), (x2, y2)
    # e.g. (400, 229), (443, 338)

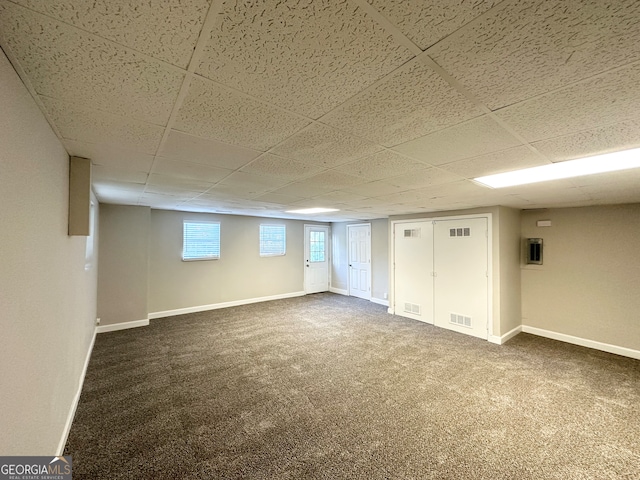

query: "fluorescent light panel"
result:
(474, 147), (640, 188)
(286, 207), (339, 214)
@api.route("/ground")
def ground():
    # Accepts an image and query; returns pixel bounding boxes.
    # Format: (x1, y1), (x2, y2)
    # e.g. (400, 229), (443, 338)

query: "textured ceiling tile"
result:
(240, 154), (324, 181)
(93, 165), (148, 183)
(302, 171), (367, 191)
(387, 168), (463, 189)
(495, 63), (640, 142)
(366, 0), (499, 50)
(269, 181), (334, 198)
(532, 118), (640, 162)
(252, 193), (305, 205)
(41, 97), (164, 155)
(160, 131), (261, 170)
(393, 116), (521, 165)
(567, 169), (640, 189)
(196, 0), (413, 119)
(219, 171), (291, 189)
(429, 0), (640, 110)
(11, 0), (211, 68)
(0, 1), (184, 125)
(323, 61), (484, 146)
(340, 180), (407, 197)
(208, 183), (272, 198)
(64, 140), (155, 172)
(438, 146), (549, 178)
(175, 77), (308, 151)
(147, 174), (213, 191)
(152, 158), (232, 183)
(332, 150), (428, 181)
(311, 191), (369, 203)
(270, 123), (383, 168)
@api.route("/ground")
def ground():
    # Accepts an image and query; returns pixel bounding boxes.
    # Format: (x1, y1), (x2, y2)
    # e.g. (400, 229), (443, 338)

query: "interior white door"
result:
(393, 221), (434, 323)
(348, 224), (371, 300)
(304, 225), (329, 294)
(433, 218), (488, 339)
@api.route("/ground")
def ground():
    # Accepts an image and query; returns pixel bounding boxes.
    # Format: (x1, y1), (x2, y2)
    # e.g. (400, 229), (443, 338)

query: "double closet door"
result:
(393, 217), (488, 340)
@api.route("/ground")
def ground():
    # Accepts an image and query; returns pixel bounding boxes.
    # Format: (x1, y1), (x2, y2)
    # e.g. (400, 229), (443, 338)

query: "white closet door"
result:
(348, 224), (371, 300)
(393, 221), (434, 324)
(433, 218), (488, 339)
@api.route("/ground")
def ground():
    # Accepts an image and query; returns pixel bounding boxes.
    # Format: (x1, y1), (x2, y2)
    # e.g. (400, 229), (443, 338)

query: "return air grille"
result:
(404, 228), (421, 238)
(449, 227), (471, 237)
(450, 313), (472, 328)
(404, 303), (421, 315)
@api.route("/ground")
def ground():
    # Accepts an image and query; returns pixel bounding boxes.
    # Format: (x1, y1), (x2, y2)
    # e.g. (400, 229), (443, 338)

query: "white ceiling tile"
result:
(268, 181), (334, 198)
(152, 158), (232, 183)
(208, 183), (272, 198)
(143, 185), (203, 198)
(218, 171), (291, 190)
(366, 0), (499, 50)
(438, 146), (549, 178)
(495, 62), (640, 142)
(147, 174), (213, 193)
(93, 165), (148, 183)
(429, 0), (640, 109)
(138, 193), (188, 208)
(64, 140), (154, 173)
(567, 169), (640, 189)
(251, 193), (305, 206)
(270, 123), (383, 168)
(393, 116), (521, 165)
(340, 180), (407, 198)
(532, 118), (640, 162)
(11, 0), (211, 68)
(175, 77), (309, 151)
(239, 154), (324, 181)
(0, 1), (184, 125)
(196, 0), (413, 118)
(41, 97), (164, 155)
(93, 180), (146, 195)
(332, 150), (429, 181)
(311, 191), (369, 203)
(160, 131), (261, 170)
(93, 187), (142, 205)
(301, 171), (367, 191)
(387, 168), (463, 189)
(323, 60), (483, 146)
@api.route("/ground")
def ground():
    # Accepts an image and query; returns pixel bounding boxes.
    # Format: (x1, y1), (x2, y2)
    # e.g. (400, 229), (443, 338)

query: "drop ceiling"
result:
(1, 0), (640, 221)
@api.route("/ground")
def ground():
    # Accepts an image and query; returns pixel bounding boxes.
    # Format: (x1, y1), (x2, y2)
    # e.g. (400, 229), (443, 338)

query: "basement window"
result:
(260, 224), (286, 257)
(183, 221), (220, 261)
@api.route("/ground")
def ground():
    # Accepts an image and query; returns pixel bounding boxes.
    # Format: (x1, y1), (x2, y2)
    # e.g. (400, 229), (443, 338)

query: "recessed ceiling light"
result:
(285, 207), (339, 214)
(474, 147), (640, 188)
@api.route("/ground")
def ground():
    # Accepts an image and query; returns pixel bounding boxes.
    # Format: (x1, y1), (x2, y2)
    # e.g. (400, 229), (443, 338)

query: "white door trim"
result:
(304, 224), (331, 294)
(347, 223), (372, 300)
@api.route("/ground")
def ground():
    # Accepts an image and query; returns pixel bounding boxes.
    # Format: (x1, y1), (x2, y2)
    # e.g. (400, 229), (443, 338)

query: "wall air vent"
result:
(404, 303), (421, 315)
(449, 227), (471, 237)
(404, 228), (421, 238)
(450, 313), (472, 328)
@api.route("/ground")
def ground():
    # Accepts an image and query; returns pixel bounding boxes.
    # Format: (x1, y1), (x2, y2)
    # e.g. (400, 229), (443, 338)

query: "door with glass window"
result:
(304, 225), (329, 293)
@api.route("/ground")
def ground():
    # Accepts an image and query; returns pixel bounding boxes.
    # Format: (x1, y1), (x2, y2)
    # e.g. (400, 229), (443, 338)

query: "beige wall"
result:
(521, 205), (640, 350)
(97, 205), (150, 326)
(0, 52), (98, 455)
(330, 220), (389, 303)
(148, 210), (312, 314)
(390, 206), (521, 337)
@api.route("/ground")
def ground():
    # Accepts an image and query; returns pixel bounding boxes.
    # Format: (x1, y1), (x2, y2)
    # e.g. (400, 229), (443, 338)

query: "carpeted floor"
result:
(65, 293), (640, 479)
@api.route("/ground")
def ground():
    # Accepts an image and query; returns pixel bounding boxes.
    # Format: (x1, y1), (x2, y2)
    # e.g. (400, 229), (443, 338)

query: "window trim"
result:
(259, 224), (286, 257)
(182, 220), (221, 261)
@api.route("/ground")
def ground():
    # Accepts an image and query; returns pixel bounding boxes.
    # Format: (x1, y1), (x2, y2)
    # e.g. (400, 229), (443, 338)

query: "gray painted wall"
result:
(97, 205), (150, 326)
(0, 52), (98, 455)
(521, 205), (640, 350)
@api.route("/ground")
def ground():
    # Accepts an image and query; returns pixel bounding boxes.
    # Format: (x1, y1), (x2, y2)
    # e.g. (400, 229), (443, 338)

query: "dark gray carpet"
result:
(65, 293), (640, 479)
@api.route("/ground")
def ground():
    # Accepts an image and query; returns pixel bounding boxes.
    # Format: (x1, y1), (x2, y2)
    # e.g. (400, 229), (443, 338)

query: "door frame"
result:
(390, 213), (493, 340)
(347, 223), (372, 300)
(303, 224), (331, 294)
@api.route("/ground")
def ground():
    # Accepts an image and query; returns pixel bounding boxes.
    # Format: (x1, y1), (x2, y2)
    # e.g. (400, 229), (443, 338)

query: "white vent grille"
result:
(404, 228), (421, 238)
(449, 227), (471, 237)
(450, 313), (472, 328)
(404, 302), (421, 315)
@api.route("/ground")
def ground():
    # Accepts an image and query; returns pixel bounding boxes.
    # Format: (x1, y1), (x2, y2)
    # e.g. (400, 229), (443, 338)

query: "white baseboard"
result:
(522, 325), (640, 360)
(96, 318), (149, 333)
(149, 291), (306, 319)
(329, 287), (348, 296)
(371, 297), (389, 307)
(488, 325), (523, 345)
(57, 327), (97, 456)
